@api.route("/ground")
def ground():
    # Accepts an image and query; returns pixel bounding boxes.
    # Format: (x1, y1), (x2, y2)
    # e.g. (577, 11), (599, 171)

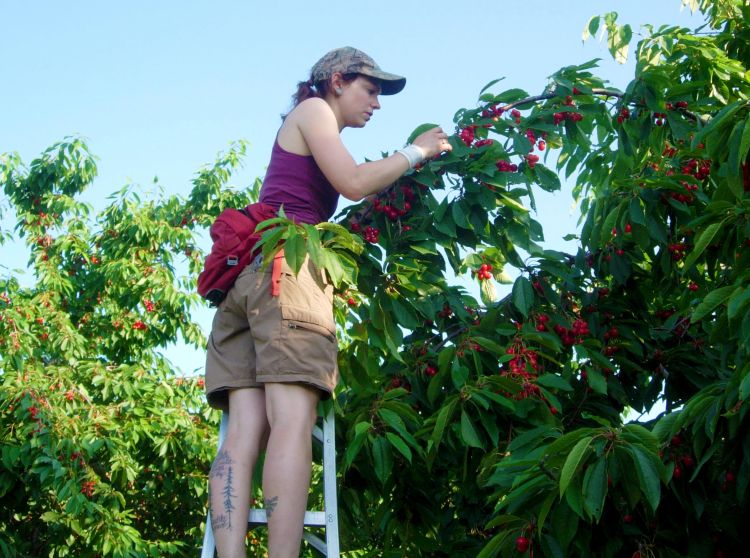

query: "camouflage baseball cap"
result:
(310, 46), (406, 95)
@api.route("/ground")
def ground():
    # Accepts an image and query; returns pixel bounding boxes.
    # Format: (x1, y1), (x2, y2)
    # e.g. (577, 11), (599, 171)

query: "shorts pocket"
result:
(281, 305), (336, 343)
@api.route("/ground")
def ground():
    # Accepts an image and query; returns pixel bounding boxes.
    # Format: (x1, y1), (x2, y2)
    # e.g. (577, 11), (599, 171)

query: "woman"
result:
(204, 46), (451, 558)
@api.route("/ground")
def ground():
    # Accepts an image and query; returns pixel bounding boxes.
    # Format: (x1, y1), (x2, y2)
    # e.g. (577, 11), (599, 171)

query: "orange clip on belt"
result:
(270, 251), (284, 297)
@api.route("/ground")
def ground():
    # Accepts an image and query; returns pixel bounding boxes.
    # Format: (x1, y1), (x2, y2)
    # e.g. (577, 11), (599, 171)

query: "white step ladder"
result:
(200, 405), (340, 557)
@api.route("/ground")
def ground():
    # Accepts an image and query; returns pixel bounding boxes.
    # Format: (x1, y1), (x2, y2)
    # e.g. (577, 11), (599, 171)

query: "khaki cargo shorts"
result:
(205, 253), (339, 411)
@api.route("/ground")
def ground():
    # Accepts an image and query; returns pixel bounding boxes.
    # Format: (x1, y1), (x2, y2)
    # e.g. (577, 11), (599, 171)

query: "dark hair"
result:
(281, 73), (359, 120)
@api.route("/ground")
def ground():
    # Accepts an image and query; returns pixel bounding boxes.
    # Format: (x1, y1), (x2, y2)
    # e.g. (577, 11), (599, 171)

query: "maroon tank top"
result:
(259, 139), (340, 224)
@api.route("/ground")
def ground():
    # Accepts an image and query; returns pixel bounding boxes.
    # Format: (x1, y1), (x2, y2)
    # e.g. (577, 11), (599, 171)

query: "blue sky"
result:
(1, 1), (704, 375)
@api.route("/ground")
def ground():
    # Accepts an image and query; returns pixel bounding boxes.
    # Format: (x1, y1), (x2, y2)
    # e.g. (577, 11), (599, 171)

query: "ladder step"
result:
(248, 509), (326, 527)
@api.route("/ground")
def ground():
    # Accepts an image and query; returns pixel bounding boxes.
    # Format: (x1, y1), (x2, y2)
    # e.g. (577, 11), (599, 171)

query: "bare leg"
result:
(210, 388), (269, 558)
(263, 383), (320, 558)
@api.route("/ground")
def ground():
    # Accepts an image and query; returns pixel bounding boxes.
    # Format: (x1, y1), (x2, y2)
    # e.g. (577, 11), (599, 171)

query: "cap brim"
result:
(360, 69), (406, 95)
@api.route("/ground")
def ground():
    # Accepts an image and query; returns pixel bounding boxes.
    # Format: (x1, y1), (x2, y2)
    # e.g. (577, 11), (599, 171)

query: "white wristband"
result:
(396, 144), (425, 169)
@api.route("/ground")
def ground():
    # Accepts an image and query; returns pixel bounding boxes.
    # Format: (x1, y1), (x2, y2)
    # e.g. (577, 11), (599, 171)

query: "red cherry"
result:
(515, 536), (530, 552)
(623, 514), (634, 524)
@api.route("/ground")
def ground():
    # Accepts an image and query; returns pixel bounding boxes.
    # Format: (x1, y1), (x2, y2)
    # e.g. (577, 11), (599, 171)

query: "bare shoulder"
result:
(288, 97), (335, 125)
(279, 98), (337, 154)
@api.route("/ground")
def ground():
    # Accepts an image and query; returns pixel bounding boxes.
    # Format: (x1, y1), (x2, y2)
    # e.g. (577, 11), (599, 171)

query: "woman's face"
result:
(336, 75), (382, 129)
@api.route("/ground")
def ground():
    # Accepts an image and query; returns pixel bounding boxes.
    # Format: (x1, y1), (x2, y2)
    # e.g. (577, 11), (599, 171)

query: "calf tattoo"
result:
(209, 450), (236, 530)
(264, 495), (279, 519)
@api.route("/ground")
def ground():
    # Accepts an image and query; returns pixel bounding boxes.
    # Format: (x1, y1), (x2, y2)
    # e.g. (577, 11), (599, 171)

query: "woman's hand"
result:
(412, 127), (453, 160)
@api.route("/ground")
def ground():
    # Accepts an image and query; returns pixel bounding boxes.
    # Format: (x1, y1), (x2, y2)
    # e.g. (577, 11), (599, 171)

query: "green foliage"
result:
(0, 142), (251, 556)
(329, 2), (750, 556)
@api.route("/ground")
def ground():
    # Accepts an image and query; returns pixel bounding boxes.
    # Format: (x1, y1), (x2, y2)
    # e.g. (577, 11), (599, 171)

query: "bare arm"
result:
(293, 98), (450, 201)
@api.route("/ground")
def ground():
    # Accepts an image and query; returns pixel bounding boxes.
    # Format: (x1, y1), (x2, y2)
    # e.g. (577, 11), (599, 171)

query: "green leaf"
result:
(559, 436), (593, 498)
(544, 428), (595, 459)
(692, 285), (736, 322)
(537, 374), (573, 392)
(551, 500), (579, 553)
(586, 368), (608, 395)
(473, 336), (506, 355)
(492, 88), (530, 103)
(739, 371), (750, 401)
(727, 285), (750, 321)
(628, 197), (646, 226)
(429, 398), (458, 454)
(40, 511), (61, 523)
(451, 201), (470, 229)
(460, 410), (483, 449)
(371, 436), (393, 485)
(451, 359), (470, 389)
(385, 432), (412, 463)
(512, 276), (534, 317)
(537, 490), (557, 539)
(601, 203), (624, 244)
(621, 424), (659, 454)
(498, 193), (530, 213)
(480, 276), (497, 305)
(303, 224), (323, 267)
(652, 411), (680, 442)
(535, 165), (562, 192)
(476, 532), (510, 558)
(479, 78), (505, 97)
(691, 100), (745, 149)
(582, 457), (608, 521)
(378, 407), (406, 434)
(283, 231), (306, 275)
(343, 422), (370, 469)
(607, 22), (631, 64)
(389, 296), (419, 329)
(582, 16), (600, 42)
(372, 299), (404, 359)
(683, 221), (724, 270)
(625, 444), (662, 512)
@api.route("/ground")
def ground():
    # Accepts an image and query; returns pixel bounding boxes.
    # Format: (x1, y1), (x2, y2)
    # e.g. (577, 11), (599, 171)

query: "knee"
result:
(265, 384), (320, 433)
(268, 406), (317, 435)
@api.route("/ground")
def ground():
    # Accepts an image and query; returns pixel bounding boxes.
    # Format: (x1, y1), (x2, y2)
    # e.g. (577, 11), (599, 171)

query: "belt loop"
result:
(270, 250), (284, 297)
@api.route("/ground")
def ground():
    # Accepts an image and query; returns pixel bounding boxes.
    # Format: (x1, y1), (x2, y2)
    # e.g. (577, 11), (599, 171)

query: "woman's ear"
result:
(330, 72), (345, 96)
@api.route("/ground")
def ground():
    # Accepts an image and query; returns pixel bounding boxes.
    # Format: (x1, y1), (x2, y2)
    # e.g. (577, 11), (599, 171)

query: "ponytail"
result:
(281, 73), (359, 120)
(292, 78), (321, 106)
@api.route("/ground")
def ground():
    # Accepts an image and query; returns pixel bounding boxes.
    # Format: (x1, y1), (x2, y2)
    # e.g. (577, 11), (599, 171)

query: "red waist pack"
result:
(197, 202), (277, 306)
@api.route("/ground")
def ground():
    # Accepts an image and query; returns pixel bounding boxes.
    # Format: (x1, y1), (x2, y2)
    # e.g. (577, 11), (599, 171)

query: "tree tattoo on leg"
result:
(264, 496), (279, 519)
(209, 450), (236, 530)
